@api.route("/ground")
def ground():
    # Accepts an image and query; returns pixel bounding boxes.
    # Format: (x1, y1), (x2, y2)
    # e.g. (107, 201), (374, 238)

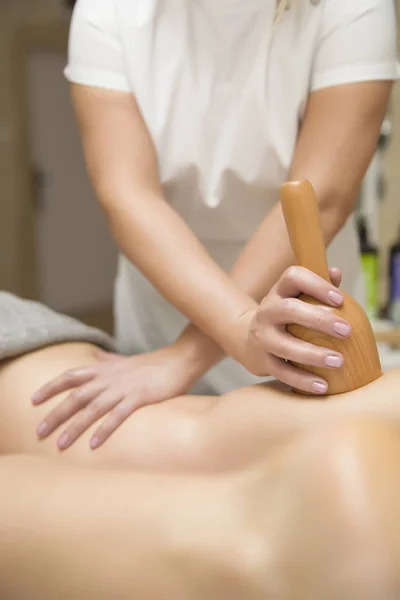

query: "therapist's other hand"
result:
(243, 266), (351, 394)
(32, 346), (195, 450)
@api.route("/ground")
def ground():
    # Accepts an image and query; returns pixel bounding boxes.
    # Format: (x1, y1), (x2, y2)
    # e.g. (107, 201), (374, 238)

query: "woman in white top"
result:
(33, 0), (398, 449)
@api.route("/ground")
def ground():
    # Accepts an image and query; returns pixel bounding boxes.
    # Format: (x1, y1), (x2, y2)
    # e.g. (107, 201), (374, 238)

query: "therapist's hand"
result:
(32, 345), (196, 450)
(242, 266), (351, 394)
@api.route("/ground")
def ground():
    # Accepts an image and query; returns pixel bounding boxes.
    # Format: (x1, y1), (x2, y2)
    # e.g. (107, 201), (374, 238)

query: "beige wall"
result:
(0, 0), (67, 295)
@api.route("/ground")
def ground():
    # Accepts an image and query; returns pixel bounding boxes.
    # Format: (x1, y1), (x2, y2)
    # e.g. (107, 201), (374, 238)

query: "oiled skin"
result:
(1, 342), (400, 472)
(2, 343), (400, 599)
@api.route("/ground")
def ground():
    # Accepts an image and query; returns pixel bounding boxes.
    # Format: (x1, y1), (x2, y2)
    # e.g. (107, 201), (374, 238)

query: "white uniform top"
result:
(66, 0), (399, 393)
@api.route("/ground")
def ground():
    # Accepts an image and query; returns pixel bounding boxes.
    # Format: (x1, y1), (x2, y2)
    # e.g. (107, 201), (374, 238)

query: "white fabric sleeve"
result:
(311, 0), (400, 92)
(64, 0), (131, 92)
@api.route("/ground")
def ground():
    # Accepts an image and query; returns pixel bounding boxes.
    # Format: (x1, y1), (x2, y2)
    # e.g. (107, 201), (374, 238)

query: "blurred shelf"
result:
(375, 329), (400, 346)
(373, 320), (400, 346)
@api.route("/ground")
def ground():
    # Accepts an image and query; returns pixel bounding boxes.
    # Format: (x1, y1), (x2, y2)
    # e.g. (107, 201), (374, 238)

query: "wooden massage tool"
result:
(280, 180), (382, 395)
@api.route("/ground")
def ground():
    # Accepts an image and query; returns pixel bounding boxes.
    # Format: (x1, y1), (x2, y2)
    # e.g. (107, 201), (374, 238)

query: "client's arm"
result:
(0, 455), (248, 600)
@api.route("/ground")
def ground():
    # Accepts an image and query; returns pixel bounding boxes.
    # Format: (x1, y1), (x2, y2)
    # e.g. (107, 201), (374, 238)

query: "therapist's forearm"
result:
(228, 198), (346, 301)
(174, 196), (349, 376)
(72, 85), (255, 363)
(102, 190), (256, 359)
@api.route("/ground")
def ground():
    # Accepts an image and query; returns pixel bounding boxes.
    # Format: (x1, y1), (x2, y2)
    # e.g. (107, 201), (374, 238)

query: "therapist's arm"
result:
(71, 84), (256, 362)
(175, 80), (393, 373)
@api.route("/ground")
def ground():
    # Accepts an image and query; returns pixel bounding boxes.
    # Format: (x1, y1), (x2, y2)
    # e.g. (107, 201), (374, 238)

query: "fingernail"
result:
(325, 355), (343, 368)
(328, 290), (344, 306)
(312, 381), (328, 394)
(334, 322), (351, 337)
(69, 368), (89, 377)
(37, 422), (48, 437)
(90, 436), (100, 450)
(58, 433), (70, 449)
(31, 393), (41, 404)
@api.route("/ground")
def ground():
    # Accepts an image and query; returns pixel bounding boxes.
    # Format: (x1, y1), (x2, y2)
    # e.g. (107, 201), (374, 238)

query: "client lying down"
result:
(1, 270), (400, 599)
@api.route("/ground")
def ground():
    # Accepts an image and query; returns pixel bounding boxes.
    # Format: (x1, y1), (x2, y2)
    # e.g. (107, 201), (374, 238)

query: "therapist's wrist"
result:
(172, 296), (258, 378)
(222, 305), (258, 367)
(210, 293), (259, 365)
(172, 324), (225, 381)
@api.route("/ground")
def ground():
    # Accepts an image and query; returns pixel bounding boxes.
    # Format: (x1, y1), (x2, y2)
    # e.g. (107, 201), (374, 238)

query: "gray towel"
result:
(0, 292), (116, 361)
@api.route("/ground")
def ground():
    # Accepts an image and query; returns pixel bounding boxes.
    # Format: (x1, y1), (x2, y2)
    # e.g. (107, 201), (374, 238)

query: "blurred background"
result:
(0, 0), (117, 333)
(0, 0), (400, 358)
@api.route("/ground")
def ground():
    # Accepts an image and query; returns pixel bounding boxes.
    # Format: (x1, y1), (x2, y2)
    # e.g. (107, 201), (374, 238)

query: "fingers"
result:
(267, 355), (329, 395)
(90, 397), (139, 449)
(276, 266), (344, 307)
(36, 379), (107, 440)
(56, 389), (124, 450)
(31, 366), (99, 405)
(263, 329), (343, 370)
(328, 267), (342, 288)
(265, 297), (351, 339)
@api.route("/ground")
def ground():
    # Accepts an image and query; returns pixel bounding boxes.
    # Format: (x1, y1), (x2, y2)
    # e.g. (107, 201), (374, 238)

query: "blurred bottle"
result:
(389, 226), (400, 325)
(358, 215), (379, 319)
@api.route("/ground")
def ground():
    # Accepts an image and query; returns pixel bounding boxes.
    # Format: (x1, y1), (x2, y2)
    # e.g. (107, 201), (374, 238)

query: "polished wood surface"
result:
(280, 180), (382, 395)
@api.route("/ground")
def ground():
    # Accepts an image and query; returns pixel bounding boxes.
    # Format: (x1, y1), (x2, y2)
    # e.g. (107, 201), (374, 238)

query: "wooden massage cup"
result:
(280, 180), (382, 395)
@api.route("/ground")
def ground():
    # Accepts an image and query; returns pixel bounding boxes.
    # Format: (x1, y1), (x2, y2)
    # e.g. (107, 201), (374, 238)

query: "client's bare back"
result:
(2, 340), (400, 475)
(0, 342), (219, 470)
(3, 342), (400, 599)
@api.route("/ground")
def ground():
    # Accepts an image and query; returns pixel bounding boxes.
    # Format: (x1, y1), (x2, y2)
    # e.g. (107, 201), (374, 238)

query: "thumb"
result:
(328, 267), (342, 288)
